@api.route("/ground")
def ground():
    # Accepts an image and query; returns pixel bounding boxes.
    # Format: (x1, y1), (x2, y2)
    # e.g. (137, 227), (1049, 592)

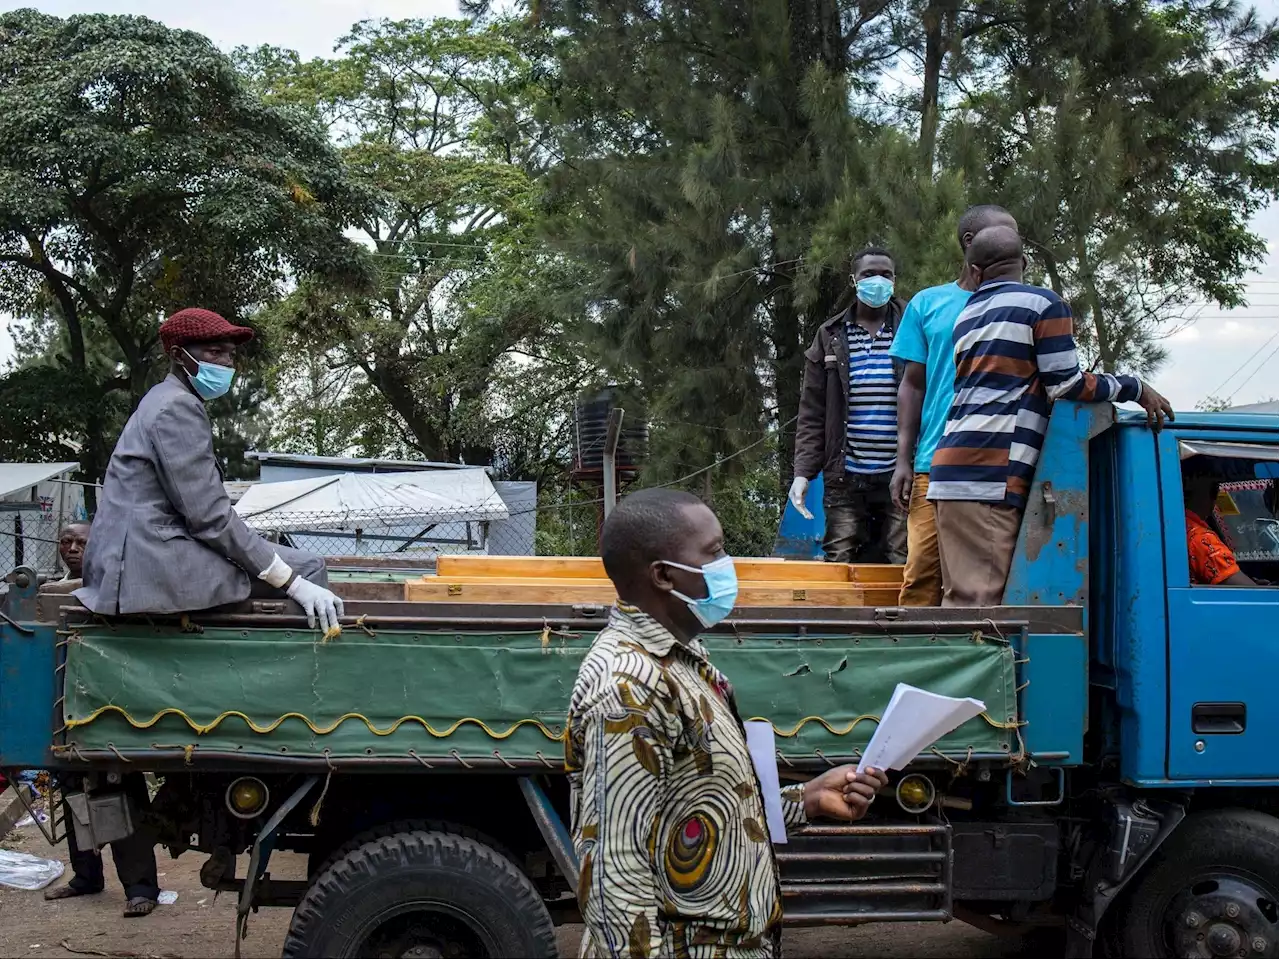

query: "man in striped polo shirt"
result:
(792, 247), (907, 564)
(927, 226), (1173, 606)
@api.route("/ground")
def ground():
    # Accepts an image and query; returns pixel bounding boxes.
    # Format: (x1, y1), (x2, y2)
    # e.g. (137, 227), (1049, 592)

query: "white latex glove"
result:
(789, 476), (813, 520)
(286, 576), (345, 633)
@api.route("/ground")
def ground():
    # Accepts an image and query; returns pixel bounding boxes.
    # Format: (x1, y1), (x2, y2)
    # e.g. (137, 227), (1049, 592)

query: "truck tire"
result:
(282, 829), (558, 959)
(1117, 808), (1278, 959)
(307, 818), (516, 880)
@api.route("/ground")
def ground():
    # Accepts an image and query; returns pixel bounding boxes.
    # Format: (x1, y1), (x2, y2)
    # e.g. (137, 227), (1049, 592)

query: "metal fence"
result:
(245, 502), (539, 562)
(0, 498), (591, 578)
(0, 521), (64, 577)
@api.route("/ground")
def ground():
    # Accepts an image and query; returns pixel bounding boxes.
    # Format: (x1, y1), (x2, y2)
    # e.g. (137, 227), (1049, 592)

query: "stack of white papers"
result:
(855, 683), (986, 774)
(743, 720), (789, 844)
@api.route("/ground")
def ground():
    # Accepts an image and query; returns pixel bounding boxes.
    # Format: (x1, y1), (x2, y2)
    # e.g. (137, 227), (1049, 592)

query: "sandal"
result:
(123, 897), (157, 918)
(44, 884), (102, 901)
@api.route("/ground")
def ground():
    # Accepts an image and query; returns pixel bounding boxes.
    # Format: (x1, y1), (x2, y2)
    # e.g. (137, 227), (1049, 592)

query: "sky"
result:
(4, 0), (1279, 411)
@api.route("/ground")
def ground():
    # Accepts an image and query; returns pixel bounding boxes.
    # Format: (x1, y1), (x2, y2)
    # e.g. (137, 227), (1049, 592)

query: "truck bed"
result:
(9, 576), (1085, 777)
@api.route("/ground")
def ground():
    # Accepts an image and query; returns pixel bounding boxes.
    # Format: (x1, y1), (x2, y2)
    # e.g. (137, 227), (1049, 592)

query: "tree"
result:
(0, 9), (371, 485)
(238, 18), (591, 473)
(945, 0), (1278, 373)
(530, 0), (965, 495)
(0, 364), (106, 463)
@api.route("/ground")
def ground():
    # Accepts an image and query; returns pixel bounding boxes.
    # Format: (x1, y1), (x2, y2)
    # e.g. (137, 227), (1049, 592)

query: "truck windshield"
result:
(1215, 479), (1279, 564)
(1180, 449), (1279, 586)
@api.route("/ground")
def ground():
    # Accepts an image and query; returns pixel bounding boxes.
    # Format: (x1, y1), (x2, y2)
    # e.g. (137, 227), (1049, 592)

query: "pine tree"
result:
(945, 0), (1277, 372)
(534, 0), (961, 491)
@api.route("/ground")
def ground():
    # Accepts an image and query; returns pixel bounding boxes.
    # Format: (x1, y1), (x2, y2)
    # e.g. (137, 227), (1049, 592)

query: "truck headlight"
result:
(225, 778), (269, 819)
(895, 774), (936, 814)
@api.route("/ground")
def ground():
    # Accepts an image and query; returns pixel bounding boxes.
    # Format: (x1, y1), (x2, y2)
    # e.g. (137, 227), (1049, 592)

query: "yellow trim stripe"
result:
(69, 706), (1019, 740)
(753, 711), (1021, 737)
(67, 705), (565, 741)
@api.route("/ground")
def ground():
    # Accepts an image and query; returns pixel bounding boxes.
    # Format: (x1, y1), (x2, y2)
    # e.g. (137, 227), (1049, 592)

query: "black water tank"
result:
(573, 387), (647, 475)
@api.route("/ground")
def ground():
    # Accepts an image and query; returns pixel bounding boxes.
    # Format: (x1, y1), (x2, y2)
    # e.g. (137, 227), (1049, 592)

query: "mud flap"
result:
(1064, 797), (1186, 958)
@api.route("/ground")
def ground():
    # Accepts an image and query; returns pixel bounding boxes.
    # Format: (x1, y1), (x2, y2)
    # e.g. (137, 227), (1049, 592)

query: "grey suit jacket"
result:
(77, 374), (279, 614)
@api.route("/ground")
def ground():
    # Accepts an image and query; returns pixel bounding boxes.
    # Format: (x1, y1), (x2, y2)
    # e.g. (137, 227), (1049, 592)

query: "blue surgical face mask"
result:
(855, 275), (894, 309)
(662, 555), (739, 629)
(182, 349), (235, 401)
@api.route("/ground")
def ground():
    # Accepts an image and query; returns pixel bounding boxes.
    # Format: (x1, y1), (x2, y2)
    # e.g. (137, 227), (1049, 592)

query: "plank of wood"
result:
(436, 555), (603, 578)
(404, 581), (900, 607)
(407, 581), (617, 605)
(434, 555), (871, 583)
(427, 576), (866, 589)
(847, 565), (904, 585)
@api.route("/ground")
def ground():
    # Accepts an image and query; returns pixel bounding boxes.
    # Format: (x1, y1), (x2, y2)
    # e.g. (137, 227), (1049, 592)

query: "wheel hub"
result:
(1205, 922), (1243, 957)
(399, 947), (444, 959)
(1170, 877), (1277, 959)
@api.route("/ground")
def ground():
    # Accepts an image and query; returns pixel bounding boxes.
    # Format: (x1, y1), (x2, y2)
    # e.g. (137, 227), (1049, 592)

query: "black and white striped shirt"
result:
(844, 322), (898, 475)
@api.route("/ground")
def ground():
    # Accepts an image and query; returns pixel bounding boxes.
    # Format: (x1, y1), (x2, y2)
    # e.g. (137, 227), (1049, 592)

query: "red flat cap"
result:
(159, 308), (254, 355)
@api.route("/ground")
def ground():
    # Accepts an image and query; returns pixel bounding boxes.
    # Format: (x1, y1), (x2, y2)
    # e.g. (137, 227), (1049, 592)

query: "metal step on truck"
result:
(1, 402), (1276, 959)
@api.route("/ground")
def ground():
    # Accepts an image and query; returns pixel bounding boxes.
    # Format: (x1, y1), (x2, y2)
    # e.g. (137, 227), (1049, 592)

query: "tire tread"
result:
(283, 829), (557, 959)
(1116, 808), (1278, 959)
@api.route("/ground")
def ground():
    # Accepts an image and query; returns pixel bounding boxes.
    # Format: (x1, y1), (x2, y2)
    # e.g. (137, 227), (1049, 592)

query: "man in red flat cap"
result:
(69, 309), (344, 919)
(77, 308), (343, 632)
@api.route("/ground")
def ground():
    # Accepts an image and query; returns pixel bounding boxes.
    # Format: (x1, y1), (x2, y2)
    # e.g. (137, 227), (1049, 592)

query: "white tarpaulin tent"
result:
(0, 462), (85, 574)
(234, 469), (510, 532)
(0, 462), (79, 500)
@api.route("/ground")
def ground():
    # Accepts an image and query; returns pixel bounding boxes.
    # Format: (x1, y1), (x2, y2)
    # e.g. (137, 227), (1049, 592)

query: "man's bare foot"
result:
(123, 897), (156, 918)
(44, 884), (102, 901)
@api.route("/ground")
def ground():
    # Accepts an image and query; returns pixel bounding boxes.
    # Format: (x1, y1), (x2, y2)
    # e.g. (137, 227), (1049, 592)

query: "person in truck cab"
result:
(566, 487), (888, 958)
(791, 246), (907, 564)
(75, 308), (343, 632)
(926, 226), (1174, 606)
(1183, 463), (1257, 586)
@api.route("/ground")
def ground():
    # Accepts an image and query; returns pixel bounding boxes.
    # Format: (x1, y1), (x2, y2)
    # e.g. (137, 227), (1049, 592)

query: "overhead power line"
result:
(1227, 346), (1280, 403)
(1208, 331), (1278, 397)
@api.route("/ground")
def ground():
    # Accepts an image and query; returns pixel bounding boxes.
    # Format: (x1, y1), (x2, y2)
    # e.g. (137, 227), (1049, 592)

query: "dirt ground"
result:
(0, 826), (1033, 959)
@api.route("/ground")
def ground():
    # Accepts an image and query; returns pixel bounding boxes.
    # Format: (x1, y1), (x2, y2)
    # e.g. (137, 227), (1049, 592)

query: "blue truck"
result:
(1, 401), (1276, 958)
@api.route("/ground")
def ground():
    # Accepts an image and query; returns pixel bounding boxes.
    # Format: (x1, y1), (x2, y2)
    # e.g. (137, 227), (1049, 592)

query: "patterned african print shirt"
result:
(566, 605), (807, 959)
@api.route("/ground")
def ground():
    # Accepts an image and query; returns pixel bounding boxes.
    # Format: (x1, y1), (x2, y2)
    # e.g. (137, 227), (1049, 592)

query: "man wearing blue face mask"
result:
(76, 308), (343, 634)
(567, 488), (888, 957)
(791, 247), (907, 564)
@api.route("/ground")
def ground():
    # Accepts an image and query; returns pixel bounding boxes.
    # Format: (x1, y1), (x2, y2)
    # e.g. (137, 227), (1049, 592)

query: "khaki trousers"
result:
(899, 474), (942, 607)
(934, 499), (1024, 607)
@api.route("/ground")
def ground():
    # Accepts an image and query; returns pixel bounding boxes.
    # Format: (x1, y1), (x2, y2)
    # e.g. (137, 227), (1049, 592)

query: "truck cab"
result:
(1, 403), (1276, 959)
(1101, 411), (1277, 787)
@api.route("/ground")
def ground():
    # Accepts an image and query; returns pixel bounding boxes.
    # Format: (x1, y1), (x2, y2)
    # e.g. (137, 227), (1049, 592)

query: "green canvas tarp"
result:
(61, 625), (1017, 764)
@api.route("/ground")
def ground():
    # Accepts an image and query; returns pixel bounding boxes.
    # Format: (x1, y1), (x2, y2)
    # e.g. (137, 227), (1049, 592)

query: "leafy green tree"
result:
(238, 18), (589, 473)
(945, 0), (1278, 372)
(530, 0), (967, 496)
(0, 9), (371, 483)
(0, 364), (107, 463)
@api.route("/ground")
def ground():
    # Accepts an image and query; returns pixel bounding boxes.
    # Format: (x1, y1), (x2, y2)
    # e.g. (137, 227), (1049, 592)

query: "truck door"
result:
(1160, 432), (1279, 781)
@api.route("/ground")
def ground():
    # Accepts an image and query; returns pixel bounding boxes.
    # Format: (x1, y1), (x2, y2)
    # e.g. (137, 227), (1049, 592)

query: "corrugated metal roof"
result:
(246, 452), (472, 472)
(234, 469), (509, 529)
(223, 481), (257, 504)
(0, 462), (79, 499)
(1228, 400), (1279, 414)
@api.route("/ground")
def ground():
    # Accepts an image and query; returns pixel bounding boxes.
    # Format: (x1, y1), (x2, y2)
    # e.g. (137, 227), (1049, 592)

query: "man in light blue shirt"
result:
(887, 205), (1018, 605)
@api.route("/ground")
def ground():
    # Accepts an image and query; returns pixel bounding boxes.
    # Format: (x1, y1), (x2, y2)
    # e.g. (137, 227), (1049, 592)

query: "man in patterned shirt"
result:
(927, 226), (1172, 606)
(566, 489), (887, 958)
